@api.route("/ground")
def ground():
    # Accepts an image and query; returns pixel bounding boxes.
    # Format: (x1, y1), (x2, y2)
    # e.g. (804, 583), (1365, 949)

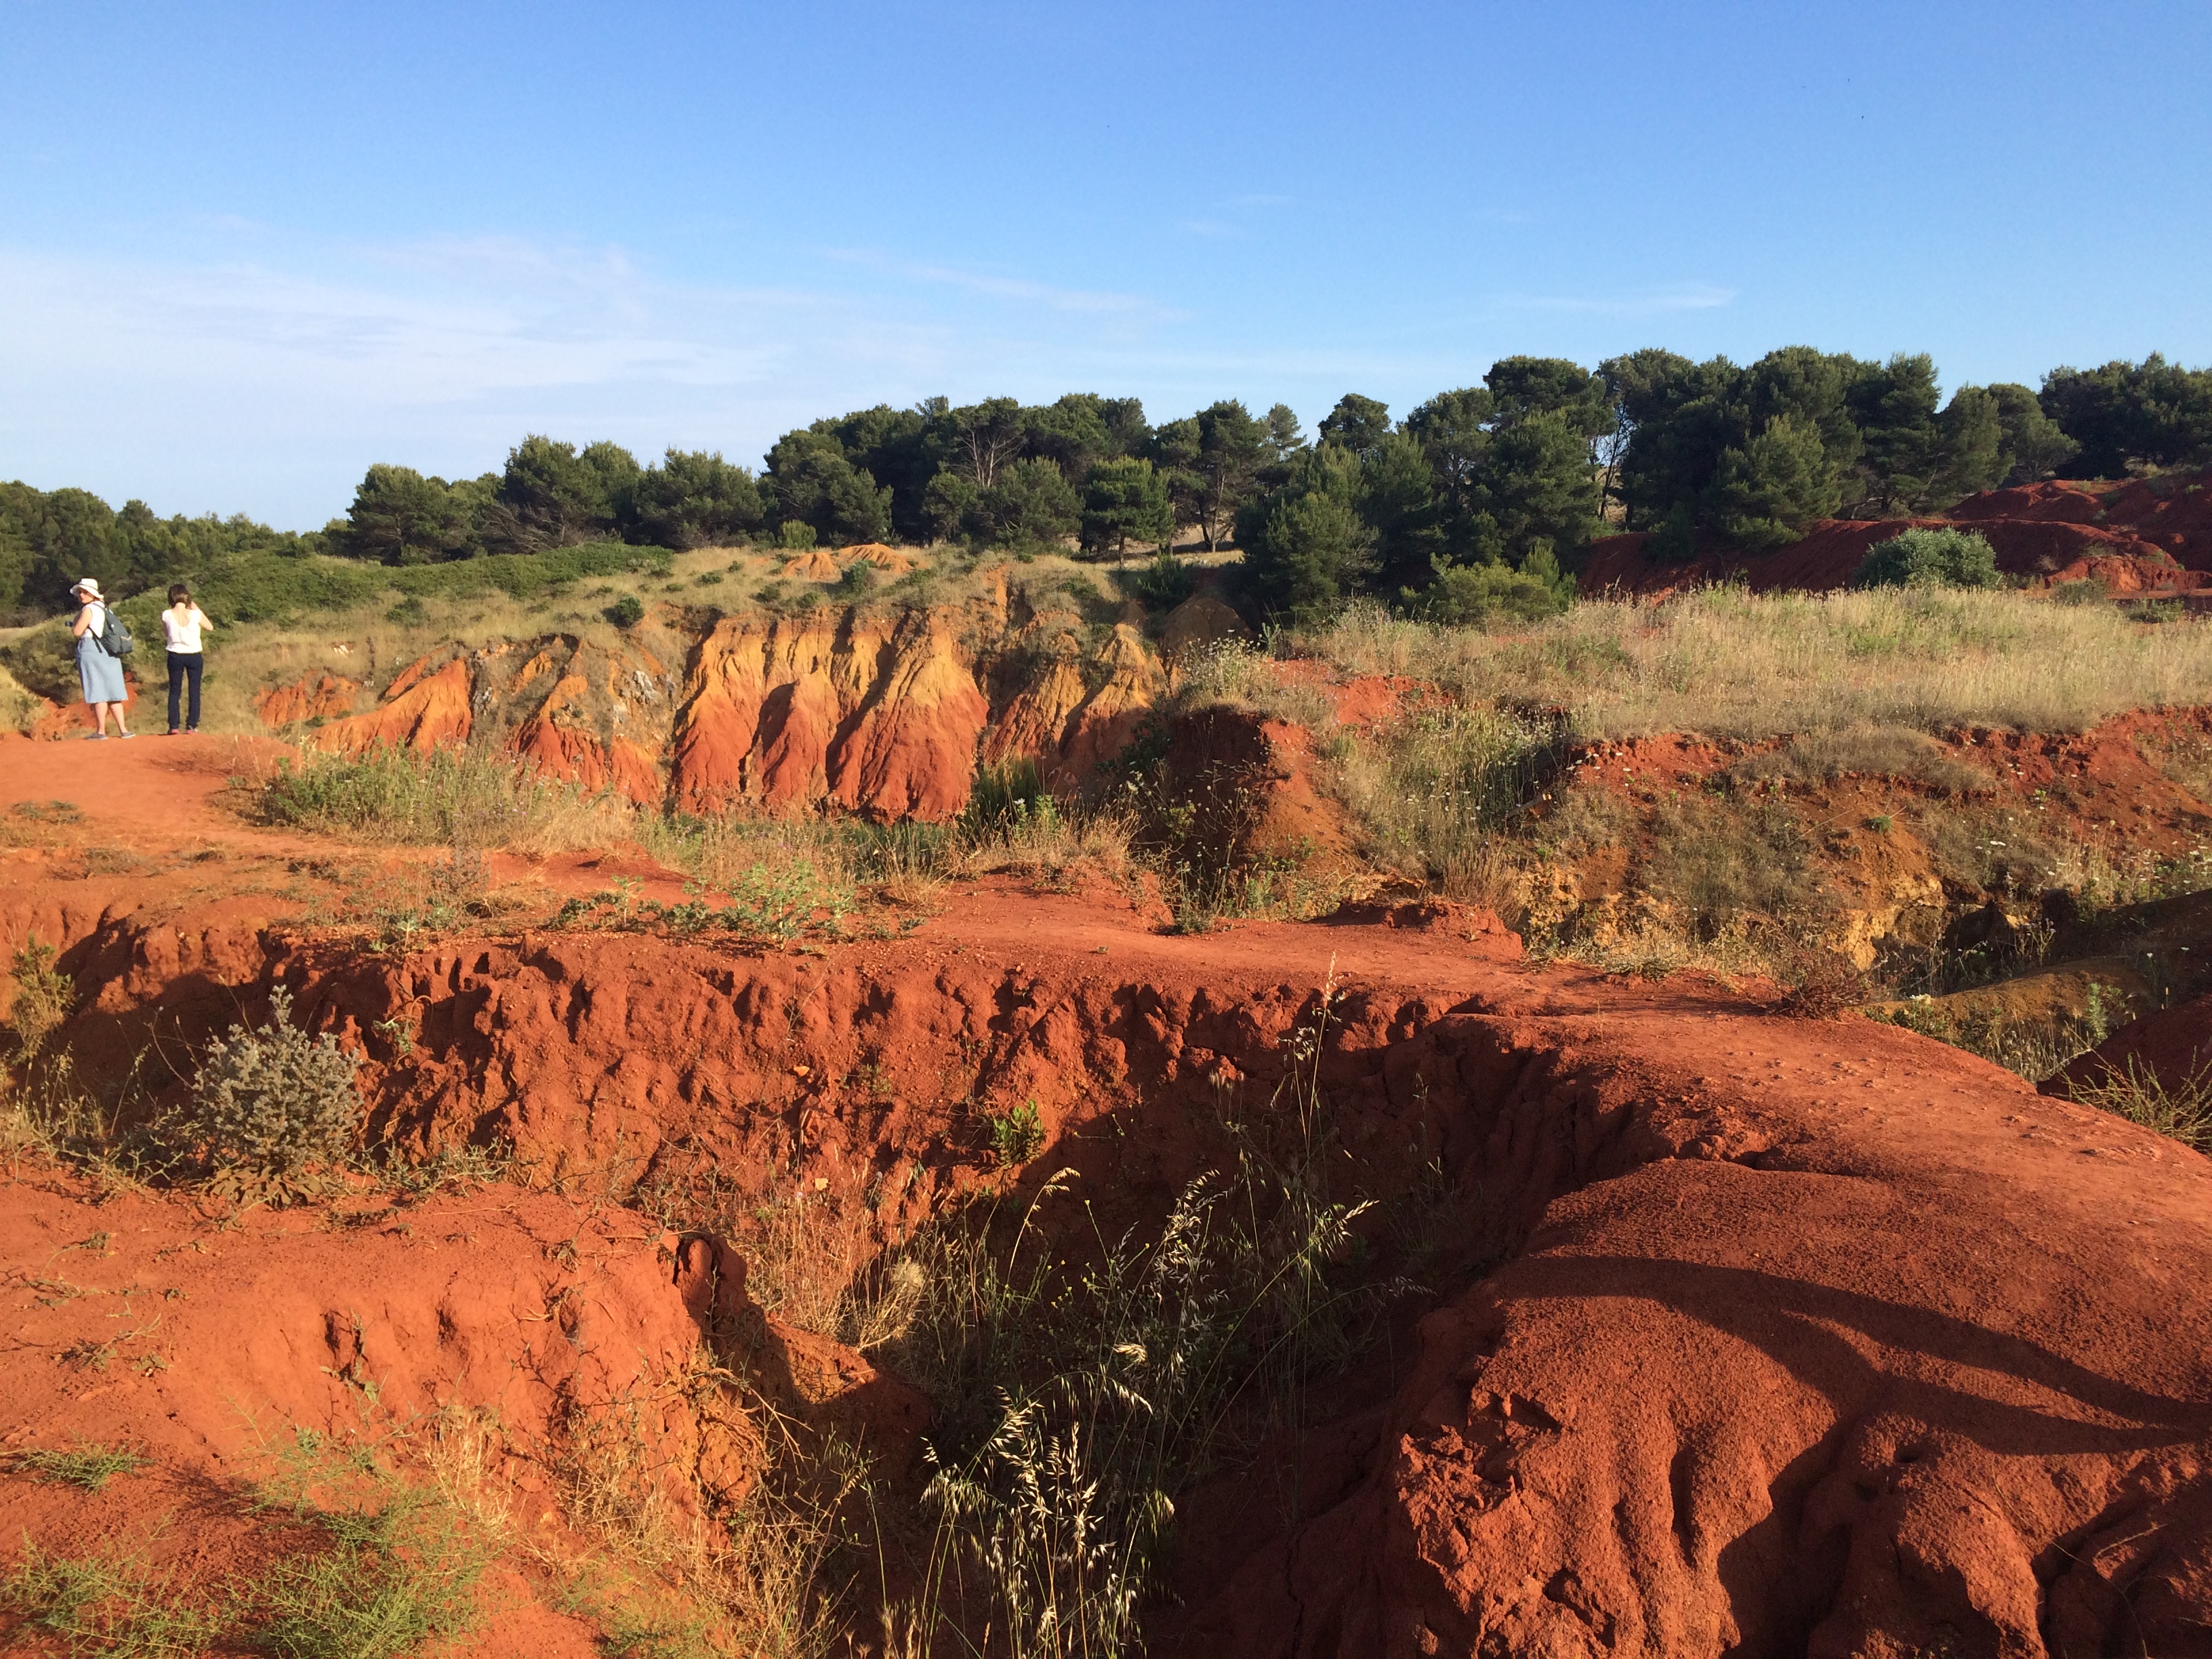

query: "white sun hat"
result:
(71, 577), (104, 600)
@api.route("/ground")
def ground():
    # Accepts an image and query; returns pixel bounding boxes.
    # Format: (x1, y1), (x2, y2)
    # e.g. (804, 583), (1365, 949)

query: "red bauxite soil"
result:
(1580, 472), (2212, 595)
(6, 737), (2212, 1656)
(2046, 991), (2212, 1099)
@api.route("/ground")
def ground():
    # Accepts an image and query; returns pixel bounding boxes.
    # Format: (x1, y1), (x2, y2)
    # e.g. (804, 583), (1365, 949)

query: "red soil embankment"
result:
(1951, 475), (2212, 570)
(1582, 517), (2212, 598)
(1582, 472), (2212, 596)
(18, 898), (2212, 1656)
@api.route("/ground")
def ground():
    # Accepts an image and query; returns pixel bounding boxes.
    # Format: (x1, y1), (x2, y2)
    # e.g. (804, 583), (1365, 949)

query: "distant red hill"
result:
(1580, 471), (2212, 597)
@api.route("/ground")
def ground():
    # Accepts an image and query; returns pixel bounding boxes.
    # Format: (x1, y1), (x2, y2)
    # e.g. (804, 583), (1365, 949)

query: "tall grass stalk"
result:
(872, 983), (1397, 1656)
(2070, 1055), (2212, 1150)
(1305, 589), (2212, 739)
(1329, 703), (1569, 883)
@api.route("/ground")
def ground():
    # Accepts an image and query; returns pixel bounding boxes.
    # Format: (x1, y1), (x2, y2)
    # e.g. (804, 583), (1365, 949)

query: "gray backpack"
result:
(98, 605), (134, 658)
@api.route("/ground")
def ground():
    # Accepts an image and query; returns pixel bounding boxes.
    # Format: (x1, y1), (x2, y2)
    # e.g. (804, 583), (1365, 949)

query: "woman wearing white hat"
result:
(68, 578), (133, 739)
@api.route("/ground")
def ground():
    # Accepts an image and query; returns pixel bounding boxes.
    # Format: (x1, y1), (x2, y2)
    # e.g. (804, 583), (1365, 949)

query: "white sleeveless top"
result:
(162, 605), (209, 653)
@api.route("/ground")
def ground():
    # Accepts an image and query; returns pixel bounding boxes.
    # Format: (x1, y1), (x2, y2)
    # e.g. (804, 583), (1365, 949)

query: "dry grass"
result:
(1326, 702), (1568, 884)
(252, 743), (638, 857)
(1171, 638), (1337, 729)
(1302, 590), (2212, 739)
(0, 661), (43, 733)
(539, 1350), (863, 1657)
(1732, 725), (1996, 794)
(2070, 1055), (2212, 1150)
(634, 813), (866, 905)
(2150, 723), (2212, 805)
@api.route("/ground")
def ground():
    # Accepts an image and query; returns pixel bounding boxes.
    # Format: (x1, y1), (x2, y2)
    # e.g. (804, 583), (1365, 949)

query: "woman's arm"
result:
(194, 607), (214, 632)
(70, 607), (91, 638)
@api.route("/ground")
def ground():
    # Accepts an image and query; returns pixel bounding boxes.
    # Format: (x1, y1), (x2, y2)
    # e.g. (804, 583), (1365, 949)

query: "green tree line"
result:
(0, 487), (325, 619)
(4, 350), (2205, 622)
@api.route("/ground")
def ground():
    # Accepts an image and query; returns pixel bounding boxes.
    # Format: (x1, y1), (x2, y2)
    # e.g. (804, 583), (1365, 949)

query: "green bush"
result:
(102, 541), (674, 636)
(963, 758), (1056, 836)
(1406, 554), (1573, 628)
(1128, 550), (1195, 611)
(984, 1099), (1046, 1165)
(184, 987), (362, 1191)
(1849, 527), (2001, 590)
(603, 593), (646, 628)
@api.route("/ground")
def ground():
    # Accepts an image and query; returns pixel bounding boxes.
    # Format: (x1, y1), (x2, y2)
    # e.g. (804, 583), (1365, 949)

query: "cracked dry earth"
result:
(4, 733), (2211, 1658)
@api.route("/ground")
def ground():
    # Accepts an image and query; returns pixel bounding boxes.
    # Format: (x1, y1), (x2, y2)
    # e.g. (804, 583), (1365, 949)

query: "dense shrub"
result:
(184, 987), (362, 1182)
(1849, 528), (2001, 590)
(1406, 553), (1574, 628)
(101, 539), (672, 637)
(6, 939), (73, 1061)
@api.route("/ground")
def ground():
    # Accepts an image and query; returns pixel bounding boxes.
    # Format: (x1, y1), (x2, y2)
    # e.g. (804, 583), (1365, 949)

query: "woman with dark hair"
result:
(68, 577), (132, 739)
(161, 583), (214, 735)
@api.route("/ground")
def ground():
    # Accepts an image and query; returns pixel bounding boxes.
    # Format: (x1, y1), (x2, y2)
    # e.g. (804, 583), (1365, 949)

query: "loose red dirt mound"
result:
(1952, 472), (2212, 571)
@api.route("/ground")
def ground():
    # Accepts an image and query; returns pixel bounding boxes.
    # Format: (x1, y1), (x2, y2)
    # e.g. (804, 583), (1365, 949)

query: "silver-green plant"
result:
(186, 986), (362, 1198)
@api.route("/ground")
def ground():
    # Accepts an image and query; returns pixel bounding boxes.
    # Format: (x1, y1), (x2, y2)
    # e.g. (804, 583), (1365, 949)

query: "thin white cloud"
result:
(0, 226), (1721, 525)
(0, 243), (811, 403)
(1498, 282), (1738, 316)
(0, 232), (1207, 518)
(819, 247), (1178, 320)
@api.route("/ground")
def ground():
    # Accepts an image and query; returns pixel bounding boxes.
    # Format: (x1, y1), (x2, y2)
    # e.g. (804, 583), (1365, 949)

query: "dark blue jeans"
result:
(167, 652), (203, 731)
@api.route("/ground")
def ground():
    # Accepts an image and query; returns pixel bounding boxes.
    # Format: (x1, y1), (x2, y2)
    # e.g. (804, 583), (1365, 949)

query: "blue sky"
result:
(3, 0), (2208, 528)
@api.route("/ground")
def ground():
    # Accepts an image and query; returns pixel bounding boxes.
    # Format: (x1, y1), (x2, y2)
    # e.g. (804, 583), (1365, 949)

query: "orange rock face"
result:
(254, 670), (361, 727)
(269, 594), (1179, 819)
(314, 653), (474, 754)
(303, 635), (678, 803)
(672, 610), (989, 818)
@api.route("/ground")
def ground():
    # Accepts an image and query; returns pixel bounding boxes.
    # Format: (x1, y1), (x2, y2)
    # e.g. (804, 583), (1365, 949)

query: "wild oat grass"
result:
(1870, 981), (2124, 1082)
(1732, 725), (1996, 794)
(542, 1356), (859, 1658)
(2069, 1055), (2212, 1151)
(6, 937), (73, 1061)
(634, 813), (863, 907)
(1172, 638), (1336, 729)
(856, 990), (1417, 1657)
(255, 744), (636, 855)
(1303, 590), (2212, 739)
(1328, 703), (1568, 884)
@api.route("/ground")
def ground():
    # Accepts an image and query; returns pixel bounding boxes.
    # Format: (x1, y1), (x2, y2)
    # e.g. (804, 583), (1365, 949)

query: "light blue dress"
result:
(77, 607), (128, 704)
